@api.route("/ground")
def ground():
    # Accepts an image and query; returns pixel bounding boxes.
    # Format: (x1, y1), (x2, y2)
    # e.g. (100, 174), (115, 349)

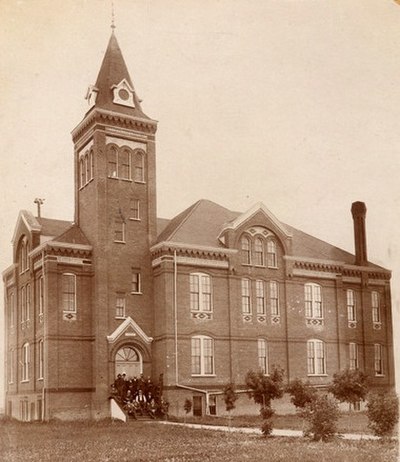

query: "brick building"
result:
(3, 32), (395, 420)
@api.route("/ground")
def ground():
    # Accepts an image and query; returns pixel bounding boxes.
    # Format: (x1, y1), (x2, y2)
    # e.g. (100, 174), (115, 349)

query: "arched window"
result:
(371, 291), (380, 323)
(267, 239), (277, 268)
(258, 339), (268, 375)
(191, 335), (214, 376)
(26, 284), (31, 321)
(269, 281), (279, 316)
(304, 283), (322, 319)
(8, 291), (15, 328)
(115, 346), (142, 378)
(62, 273), (76, 313)
(22, 343), (30, 382)
(346, 289), (356, 322)
(190, 273), (212, 312)
(241, 278), (251, 314)
(119, 148), (131, 180)
(307, 339), (325, 375)
(108, 146), (118, 178)
(19, 237), (28, 272)
(374, 344), (384, 376)
(80, 158), (85, 187)
(134, 150), (145, 182)
(241, 235), (251, 265)
(254, 237), (264, 266)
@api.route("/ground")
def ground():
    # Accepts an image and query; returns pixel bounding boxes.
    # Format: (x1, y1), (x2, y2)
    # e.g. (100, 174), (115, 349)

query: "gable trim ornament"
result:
(107, 316), (153, 345)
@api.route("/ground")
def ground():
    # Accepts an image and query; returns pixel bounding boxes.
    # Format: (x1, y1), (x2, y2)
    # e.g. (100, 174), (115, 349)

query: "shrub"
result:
(245, 366), (284, 407)
(223, 383), (238, 412)
(366, 390), (399, 437)
(328, 368), (369, 410)
(183, 398), (192, 415)
(300, 395), (339, 442)
(286, 378), (317, 409)
(261, 418), (273, 436)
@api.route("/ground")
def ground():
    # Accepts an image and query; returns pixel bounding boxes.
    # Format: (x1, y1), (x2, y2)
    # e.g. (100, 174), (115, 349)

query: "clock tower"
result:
(71, 31), (157, 417)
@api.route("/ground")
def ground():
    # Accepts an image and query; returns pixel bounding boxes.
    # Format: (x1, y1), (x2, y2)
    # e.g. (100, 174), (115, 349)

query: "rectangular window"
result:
(347, 289), (356, 322)
(130, 199), (140, 220)
(372, 291), (380, 323)
(258, 339), (268, 374)
(256, 280), (265, 314)
(62, 274), (76, 312)
(38, 340), (44, 380)
(190, 274), (200, 311)
(39, 276), (44, 316)
(191, 337), (201, 375)
(131, 271), (141, 294)
(108, 148), (117, 178)
(120, 150), (131, 180)
(116, 296), (126, 318)
(90, 151), (94, 181)
(201, 275), (212, 312)
(20, 286), (26, 322)
(349, 343), (358, 370)
(26, 284), (31, 321)
(114, 219), (125, 242)
(374, 344), (384, 376)
(241, 279), (251, 314)
(305, 284), (322, 318)
(22, 343), (30, 382)
(269, 281), (279, 316)
(8, 292), (15, 328)
(307, 340), (325, 375)
(8, 349), (14, 384)
(191, 336), (214, 376)
(254, 239), (264, 266)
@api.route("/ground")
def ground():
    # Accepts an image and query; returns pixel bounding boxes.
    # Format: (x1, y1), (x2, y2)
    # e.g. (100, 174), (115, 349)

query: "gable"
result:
(107, 316), (153, 345)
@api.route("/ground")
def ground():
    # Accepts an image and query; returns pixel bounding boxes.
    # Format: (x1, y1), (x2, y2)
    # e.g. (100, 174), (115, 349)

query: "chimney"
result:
(351, 201), (368, 266)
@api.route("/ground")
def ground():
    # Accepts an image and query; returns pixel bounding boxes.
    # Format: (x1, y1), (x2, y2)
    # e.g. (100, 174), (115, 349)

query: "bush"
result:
(328, 369), (369, 410)
(286, 378), (317, 409)
(245, 366), (284, 407)
(261, 419), (273, 436)
(300, 395), (339, 442)
(366, 390), (399, 437)
(223, 383), (238, 412)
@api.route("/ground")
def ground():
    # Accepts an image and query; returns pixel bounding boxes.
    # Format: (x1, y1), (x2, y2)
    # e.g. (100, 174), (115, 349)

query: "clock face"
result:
(118, 89), (130, 101)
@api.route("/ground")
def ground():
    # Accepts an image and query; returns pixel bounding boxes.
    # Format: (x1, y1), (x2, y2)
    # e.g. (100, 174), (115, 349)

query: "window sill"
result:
(115, 316), (126, 320)
(129, 218), (141, 222)
(113, 240), (126, 244)
(131, 292), (142, 295)
(375, 374), (385, 378)
(254, 264), (266, 269)
(307, 374), (328, 377)
(37, 378), (43, 381)
(241, 263), (252, 267)
(134, 180), (146, 185)
(21, 380), (30, 383)
(267, 265), (278, 269)
(191, 374), (216, 378)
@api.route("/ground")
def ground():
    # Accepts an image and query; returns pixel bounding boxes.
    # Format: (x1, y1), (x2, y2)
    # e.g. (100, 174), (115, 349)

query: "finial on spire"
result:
(111, 1), (116, 30)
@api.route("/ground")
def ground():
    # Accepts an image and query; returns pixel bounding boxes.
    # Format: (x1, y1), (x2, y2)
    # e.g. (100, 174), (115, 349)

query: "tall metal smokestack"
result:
(351, 201), (368, 266)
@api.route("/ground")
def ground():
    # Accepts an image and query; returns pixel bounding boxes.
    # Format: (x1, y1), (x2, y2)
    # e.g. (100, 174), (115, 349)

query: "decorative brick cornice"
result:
(30, 241), (92, 260)
(150, 241), (236, 261)
(72, 108), (157, 141)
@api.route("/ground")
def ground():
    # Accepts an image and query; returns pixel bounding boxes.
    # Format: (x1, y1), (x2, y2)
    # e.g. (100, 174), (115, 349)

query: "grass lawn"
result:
(173, 411), (375, 435)
(0, 419), (397, 462)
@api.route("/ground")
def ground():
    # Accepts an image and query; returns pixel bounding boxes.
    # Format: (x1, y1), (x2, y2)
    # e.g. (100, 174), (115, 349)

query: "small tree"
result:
(223, 383), (238, 428)
(300, 394), (339, 442)
(245, 366), (284, 437)
(328, 368), (369, 411)
(183, 398), (192, 423)
(366, 391), (399, 437)
(286, 378), (317, 409)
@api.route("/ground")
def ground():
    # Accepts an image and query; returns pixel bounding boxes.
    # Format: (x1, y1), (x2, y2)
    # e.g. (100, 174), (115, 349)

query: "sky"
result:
(1, 0), (399, 404)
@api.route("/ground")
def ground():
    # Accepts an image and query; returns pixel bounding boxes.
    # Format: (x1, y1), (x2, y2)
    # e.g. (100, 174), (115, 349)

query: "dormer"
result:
(112, 79), (135, 108)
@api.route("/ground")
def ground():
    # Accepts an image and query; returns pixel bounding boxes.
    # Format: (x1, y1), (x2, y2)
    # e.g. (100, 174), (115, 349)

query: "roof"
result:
(36, 217), (73, 238)
(156, 200), (239, 248)
(92, 32), (149, 119)
(156, 199), (384, 269)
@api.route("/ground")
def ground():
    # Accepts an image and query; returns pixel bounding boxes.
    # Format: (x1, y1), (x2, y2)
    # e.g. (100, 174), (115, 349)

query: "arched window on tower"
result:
(119, 148), (131, 180)
(80, 158), (85, 187)
(89, 149), (94, 181)
(133, 150), (145, 183)
(108, 146), (118, 178)
(85, 154), (90, 184)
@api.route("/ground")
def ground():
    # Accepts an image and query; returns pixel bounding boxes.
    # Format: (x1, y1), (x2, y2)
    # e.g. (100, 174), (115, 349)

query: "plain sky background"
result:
(1, 0), (399, 405)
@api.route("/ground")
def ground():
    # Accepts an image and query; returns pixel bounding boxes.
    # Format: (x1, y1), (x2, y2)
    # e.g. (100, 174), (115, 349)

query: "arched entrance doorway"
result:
(115, 346), (142, 378)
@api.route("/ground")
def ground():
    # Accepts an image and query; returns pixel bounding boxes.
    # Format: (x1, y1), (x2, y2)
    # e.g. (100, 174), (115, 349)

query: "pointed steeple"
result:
(86, 32), (148, 119)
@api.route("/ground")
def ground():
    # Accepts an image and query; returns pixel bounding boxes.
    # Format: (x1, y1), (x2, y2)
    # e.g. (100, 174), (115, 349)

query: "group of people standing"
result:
(110, 373), (168, 419)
